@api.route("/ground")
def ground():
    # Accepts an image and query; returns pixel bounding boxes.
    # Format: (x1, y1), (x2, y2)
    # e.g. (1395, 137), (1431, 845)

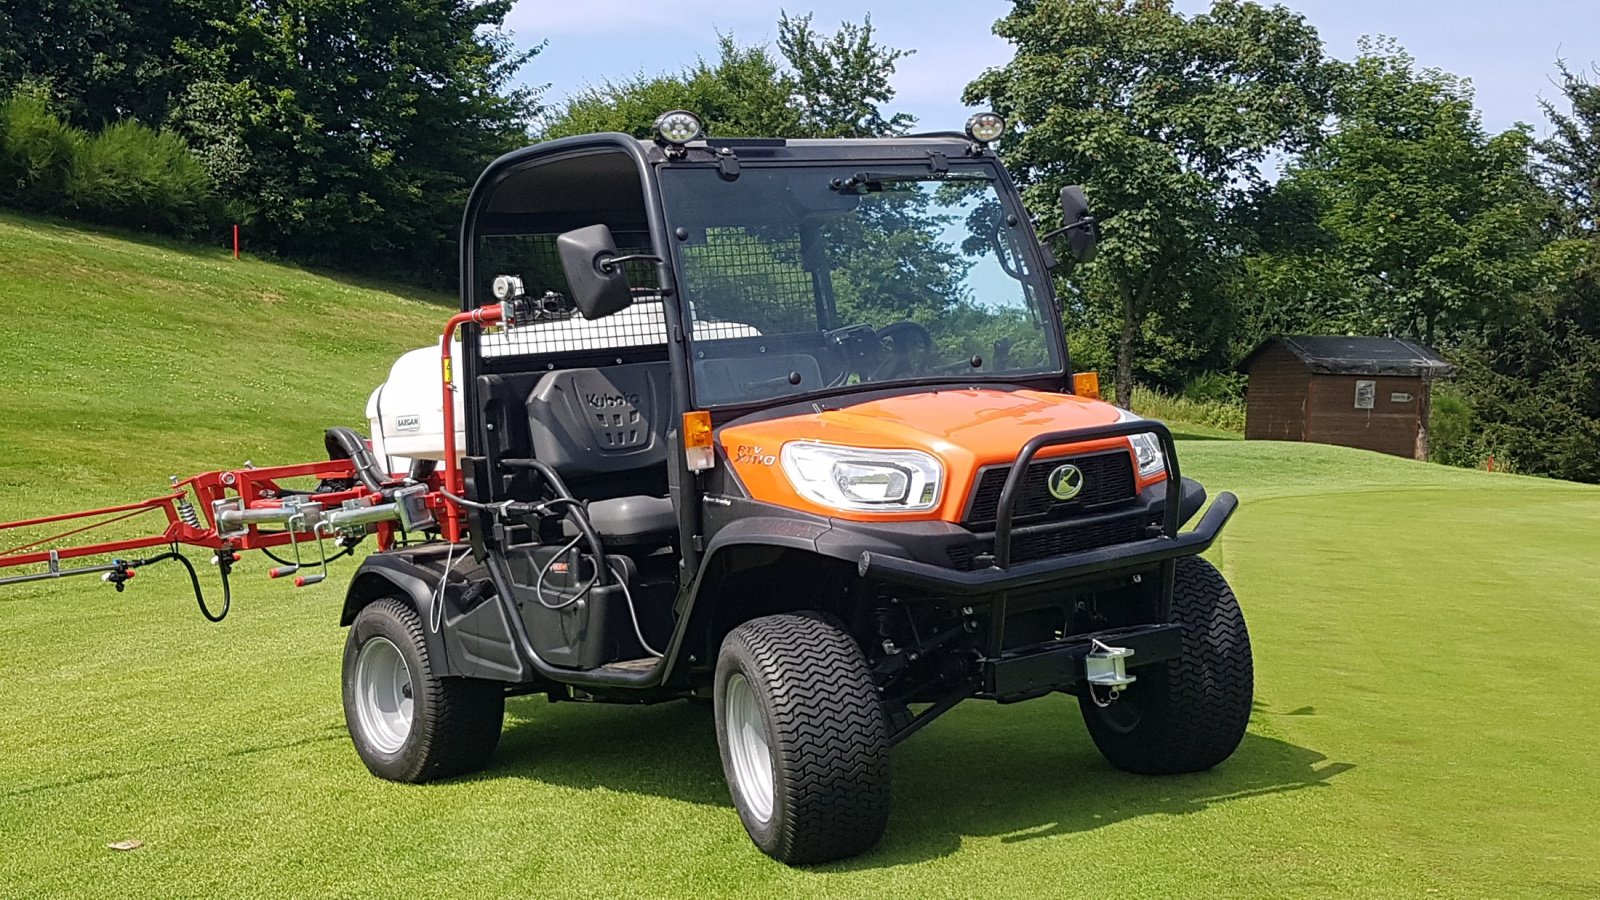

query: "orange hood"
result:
(718, 388), (1142, 523)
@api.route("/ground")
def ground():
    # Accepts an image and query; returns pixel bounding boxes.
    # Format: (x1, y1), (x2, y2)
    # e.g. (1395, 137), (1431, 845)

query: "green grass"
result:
(2, 215), (1599, 897)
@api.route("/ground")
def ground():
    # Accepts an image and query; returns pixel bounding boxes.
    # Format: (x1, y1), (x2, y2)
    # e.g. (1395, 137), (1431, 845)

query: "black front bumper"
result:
(859, 489), (1236, 596)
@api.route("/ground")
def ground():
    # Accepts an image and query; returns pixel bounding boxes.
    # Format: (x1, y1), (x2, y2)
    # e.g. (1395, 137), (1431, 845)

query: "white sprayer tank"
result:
(366, 340), (463, 476)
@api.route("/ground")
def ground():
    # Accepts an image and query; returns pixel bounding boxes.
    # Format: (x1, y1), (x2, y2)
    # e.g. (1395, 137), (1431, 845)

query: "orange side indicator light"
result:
(1073, 371), (1101, 400)
(684, 411), (715, 472)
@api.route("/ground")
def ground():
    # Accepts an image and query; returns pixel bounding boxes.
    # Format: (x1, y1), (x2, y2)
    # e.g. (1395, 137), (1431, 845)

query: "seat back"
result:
(524, 362), (673, 496)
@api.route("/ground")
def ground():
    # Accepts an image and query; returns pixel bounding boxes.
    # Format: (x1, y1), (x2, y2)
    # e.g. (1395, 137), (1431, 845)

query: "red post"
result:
(437, 303), (506, 543)
(232, 224), (240, 260)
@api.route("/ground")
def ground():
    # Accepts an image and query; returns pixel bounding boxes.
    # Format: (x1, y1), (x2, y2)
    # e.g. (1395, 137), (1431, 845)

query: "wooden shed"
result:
(1240, 336), (1455, 460)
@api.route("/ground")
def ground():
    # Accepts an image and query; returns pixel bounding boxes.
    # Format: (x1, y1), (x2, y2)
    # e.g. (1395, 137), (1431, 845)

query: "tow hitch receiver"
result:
(987, 623), (1182, 700)
(1086, 639), (1137, 692)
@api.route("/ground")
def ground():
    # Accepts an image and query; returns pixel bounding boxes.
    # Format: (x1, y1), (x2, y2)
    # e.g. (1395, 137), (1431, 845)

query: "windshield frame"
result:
(657, 157), (1069, 412)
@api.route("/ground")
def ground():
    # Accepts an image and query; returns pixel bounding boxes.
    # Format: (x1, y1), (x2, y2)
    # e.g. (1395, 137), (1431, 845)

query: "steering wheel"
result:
(822, 323), (882, 385)
(871, 321), (935, 381)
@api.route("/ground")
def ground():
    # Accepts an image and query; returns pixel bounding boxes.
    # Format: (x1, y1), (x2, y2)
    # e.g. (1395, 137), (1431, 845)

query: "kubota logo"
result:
(585, 392), (638, 409)
(1047, 464), (1084, 501)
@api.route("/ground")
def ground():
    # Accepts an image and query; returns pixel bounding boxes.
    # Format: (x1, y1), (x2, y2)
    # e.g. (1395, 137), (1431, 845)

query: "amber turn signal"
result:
(683, 411), (715, 471)
(1073, 371), (1101, 400)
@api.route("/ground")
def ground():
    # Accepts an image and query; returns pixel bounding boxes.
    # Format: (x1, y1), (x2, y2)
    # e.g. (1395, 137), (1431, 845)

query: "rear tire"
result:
(342, 598), (505, 782)
(1079, 556), (1253, 774)
(714, 613), (890, 865)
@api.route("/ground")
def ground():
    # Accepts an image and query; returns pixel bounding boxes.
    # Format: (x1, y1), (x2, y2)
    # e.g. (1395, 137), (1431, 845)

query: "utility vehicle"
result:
(344, 111), (1249, 864)
(0, 111), (1250, 865)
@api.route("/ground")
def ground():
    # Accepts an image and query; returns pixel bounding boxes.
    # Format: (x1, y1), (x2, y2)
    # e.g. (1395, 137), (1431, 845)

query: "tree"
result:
(1539, 62), (1600, 233)
(541, 13), (912, 140)
(1269, 39), (1545, 346)
(965, 0), (1337, 406)
(1434, 61), (1600, 484)
(541, 36), (797, 140)
(165, 0), (541, 283)
(776, 13), (914, 138)
(1441, 238), (1600, 482)
(0, 0), (194, 127)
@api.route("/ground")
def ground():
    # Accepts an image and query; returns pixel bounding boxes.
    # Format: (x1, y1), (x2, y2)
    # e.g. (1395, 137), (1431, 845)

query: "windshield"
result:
(659, 164), (1063, 408)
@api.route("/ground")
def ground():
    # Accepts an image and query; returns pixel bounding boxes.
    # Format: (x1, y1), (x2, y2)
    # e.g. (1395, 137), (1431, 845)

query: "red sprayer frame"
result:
(0, 302), (509, 605)
(1, 459), (404, 570)
(438, 302), (505, 542)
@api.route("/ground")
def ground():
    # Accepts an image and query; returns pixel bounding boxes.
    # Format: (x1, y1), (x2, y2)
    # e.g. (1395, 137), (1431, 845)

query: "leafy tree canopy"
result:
(1539, 62), (1600, 234)
(1, 0), (541, 284)
(541, 13), (912, 140)
(1266, 38), (1546, 346)
(965, 0), (1338, 405)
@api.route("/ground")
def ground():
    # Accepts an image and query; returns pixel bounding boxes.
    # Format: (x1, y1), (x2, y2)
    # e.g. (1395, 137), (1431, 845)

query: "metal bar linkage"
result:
(0, 457), (434, 599)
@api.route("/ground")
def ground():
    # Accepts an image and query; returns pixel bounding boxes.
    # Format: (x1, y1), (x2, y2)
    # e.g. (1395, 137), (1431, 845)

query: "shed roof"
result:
(1240, 335), (1455, 378)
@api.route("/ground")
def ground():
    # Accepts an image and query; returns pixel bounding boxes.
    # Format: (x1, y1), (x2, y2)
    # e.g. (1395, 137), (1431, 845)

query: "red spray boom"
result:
(0, 301), (516, 618)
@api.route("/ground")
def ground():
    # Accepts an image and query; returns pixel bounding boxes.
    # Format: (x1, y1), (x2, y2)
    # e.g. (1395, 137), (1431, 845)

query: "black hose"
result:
(138, 548), (229, 622)
(324, 426), (386, 494)
(498, 458), (610, 584)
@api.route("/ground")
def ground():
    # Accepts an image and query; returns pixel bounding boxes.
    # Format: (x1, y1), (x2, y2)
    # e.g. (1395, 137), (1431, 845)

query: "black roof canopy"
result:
(1240, 335), (1455, 378)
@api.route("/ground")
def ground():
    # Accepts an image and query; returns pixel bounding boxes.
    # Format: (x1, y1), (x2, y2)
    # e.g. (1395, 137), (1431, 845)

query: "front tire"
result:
(1079, 555), (1253, 774)
(714, 613), (890, 865)
(342, 598), (505, 782)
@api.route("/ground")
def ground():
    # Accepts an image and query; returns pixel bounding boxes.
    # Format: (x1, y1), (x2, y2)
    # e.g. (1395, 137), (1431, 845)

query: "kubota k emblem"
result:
(1047, 464), (1084, 501)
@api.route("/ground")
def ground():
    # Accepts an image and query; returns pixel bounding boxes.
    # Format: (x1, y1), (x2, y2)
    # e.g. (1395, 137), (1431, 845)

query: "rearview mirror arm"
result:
(596, 252), (663, 275)
(1036, 216), (1097, 244)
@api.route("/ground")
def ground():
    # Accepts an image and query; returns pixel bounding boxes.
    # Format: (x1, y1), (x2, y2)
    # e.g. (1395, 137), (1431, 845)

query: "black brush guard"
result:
(857, 420), (1238, 705)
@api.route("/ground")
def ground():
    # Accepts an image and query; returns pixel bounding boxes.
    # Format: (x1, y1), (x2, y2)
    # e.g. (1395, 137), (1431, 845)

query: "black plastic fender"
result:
(340, 553), (454, 670)
(343, 551), (531, 684)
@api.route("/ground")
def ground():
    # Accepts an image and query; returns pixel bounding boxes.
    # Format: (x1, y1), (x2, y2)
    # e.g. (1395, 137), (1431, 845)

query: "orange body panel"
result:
(718, 388), (1158, 523)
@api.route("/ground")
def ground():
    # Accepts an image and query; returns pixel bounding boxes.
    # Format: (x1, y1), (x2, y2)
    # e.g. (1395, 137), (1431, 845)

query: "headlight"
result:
(780, 443), (943, 512)
(1115, 408), (1167, 478)
(965, 111), (1007, 144)
(654, 109), (703, 145)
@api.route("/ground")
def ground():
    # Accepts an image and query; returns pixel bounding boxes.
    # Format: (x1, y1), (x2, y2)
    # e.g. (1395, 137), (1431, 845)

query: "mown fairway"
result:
(1, 217), (1597, 898)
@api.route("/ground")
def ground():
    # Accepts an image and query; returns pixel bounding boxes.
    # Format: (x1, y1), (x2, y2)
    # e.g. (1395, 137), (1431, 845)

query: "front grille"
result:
(946, 514), (1159, 571)
(964, 450), (1137, 527)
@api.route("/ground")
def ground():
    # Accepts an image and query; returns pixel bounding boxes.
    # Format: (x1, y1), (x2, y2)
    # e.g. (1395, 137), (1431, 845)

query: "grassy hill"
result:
(1, 215), (1597, 898)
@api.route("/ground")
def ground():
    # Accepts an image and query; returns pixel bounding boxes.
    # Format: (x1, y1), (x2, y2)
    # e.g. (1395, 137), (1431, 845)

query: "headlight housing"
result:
(780, 443), (943, 512)
(1115, 408), (1167, 479)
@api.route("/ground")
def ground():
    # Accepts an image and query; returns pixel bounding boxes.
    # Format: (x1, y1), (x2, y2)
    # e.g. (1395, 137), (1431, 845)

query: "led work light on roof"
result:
(965, 112), (1006, 145)
(654, 110), (704, 147)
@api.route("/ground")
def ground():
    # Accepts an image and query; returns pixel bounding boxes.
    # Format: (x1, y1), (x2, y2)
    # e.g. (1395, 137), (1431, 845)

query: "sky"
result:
(507, 0), (1600, 139)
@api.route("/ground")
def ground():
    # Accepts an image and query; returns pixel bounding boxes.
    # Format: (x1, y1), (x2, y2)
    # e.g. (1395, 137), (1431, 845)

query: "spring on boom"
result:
(175, 497), (202, 530)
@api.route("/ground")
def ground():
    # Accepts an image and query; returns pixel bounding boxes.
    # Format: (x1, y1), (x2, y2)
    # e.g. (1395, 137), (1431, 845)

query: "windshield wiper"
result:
(830, 170), (993, 193)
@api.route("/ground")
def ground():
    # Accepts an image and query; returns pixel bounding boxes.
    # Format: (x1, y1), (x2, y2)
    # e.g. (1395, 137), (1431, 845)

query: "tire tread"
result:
(345, 598), (504, 782)
(719, 614), (890, 865)
(1080, 556), (1253, 774)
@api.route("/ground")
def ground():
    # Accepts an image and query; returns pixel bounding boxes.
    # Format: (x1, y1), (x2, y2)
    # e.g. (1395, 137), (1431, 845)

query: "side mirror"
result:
(555, 224), (637, 320)
(1059, 185), (1098, 263)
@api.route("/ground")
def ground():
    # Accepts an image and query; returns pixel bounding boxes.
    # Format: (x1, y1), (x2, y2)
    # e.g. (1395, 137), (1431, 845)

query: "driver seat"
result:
(570, 495), (678, 547)
(526, 363), (679, 550)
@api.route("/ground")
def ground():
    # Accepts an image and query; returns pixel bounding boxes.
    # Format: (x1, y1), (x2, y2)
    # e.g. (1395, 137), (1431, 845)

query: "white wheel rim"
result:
(354, 636), (414, 754)
(724, 672), (775, 823)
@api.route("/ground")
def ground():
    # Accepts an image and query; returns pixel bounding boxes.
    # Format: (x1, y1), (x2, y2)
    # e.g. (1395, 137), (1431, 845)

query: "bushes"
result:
(0, 91), (80, 209)
(1130, 385), (1247, 433)
(66, 121), (215, 236)
(0, 88), (216, 238)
